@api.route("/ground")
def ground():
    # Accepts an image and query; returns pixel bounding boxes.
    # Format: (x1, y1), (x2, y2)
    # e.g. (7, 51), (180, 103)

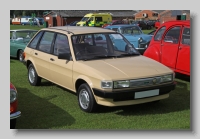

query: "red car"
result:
(102, 20), (124, 28)
(10, 82), (21, 129)
(143, 20), (190, 76)
(155, 21), (160, 29)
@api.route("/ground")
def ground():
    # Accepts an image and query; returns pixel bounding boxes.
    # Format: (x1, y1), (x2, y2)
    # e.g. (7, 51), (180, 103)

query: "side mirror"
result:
(58, 52), (71, 61)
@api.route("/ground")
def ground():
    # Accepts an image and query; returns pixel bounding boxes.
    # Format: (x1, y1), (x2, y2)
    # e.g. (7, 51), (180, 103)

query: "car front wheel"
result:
(28, 64), (41, 86)
(78, 83), (97, 113)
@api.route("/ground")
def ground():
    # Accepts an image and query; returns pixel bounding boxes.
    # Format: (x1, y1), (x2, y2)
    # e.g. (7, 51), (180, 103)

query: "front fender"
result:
(143, 43), (161, 62)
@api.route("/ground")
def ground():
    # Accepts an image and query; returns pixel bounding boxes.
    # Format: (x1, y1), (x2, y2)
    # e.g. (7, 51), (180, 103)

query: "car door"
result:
(175, 26), (190, 75)
(49, 33), (74, 90)
(161, 25), (182, 70)
(10, 31), (16, 57)
(32, 31), (55, 80)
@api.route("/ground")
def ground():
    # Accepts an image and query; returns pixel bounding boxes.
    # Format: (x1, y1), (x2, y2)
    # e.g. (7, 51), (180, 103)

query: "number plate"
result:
(135, 89), (159, 99)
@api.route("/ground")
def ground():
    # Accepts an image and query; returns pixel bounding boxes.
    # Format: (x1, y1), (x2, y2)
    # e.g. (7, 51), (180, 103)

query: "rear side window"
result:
(29, 31), (43, 49)
(38, 32), (55, 53)
(164, 26), (181, 44)
(95, 17), (102, 22)
(181, 27), (190, 46)
(53, 34), (70, 55)
(154, 26), (166, 41)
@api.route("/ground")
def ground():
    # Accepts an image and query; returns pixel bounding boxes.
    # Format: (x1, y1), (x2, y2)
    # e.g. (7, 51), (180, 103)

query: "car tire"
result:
(18, 50), (23, 62)
(28, 64), (41, 86)
(78, 83), (97, 113)
(10, 119), (16, 129)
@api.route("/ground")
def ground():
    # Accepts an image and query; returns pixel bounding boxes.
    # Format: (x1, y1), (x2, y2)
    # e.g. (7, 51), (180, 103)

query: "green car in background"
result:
(10, 29), (38, 62)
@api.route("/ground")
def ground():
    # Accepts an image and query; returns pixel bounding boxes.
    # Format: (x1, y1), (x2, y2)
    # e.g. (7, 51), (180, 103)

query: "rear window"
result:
(181, 27), (190, 45)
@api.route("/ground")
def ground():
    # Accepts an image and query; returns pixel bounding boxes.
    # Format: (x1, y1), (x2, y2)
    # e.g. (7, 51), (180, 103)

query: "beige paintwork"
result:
(24, 26), (175, 107)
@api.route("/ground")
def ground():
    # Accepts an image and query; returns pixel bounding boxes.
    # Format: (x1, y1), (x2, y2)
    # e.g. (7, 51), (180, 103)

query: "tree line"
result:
(10, 10), (50, 18)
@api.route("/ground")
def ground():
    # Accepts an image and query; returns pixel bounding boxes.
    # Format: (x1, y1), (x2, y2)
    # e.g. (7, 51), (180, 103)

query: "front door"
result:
(161, 25), (181, 70)
(49, 33), (74, 90)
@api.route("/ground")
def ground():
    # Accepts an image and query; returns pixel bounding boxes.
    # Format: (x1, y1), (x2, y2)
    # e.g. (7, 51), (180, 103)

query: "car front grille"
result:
(138, 43), (147, 48)
(129, 76), (162, 88)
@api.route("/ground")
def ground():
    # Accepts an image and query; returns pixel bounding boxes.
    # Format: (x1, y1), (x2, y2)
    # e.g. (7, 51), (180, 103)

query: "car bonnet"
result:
(74, 56), (173, 80)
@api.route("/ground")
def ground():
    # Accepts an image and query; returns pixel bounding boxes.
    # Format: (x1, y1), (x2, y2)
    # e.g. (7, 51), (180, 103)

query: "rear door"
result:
(176, 26), (190, 75)
(30, 31), (55, 80)
(161, 25), (181, 70)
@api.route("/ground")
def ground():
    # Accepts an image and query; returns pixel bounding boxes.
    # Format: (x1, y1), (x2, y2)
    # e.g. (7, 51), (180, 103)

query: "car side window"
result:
(181, 27), (190, 46)
(38, 32), (55, 53)
(53, 34), (70, 56)
(154, 26), (166, 41)
(164, 26), (181, 44)
(29, 31), (43, 49)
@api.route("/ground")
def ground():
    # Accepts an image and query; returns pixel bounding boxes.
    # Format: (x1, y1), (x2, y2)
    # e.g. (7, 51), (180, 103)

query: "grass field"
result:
(10, 25), (190, 129)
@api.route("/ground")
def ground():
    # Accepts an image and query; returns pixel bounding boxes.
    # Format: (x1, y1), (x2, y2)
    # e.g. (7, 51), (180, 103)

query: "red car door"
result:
(175, 26), (190, 75)
(160, 25), (182, 70)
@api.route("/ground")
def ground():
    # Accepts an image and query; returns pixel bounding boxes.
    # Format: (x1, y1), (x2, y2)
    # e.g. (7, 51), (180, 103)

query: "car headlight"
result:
(10, 89), (17, 103)
(101, 81), (113, 89)
(138, 37), (143, 43)
(114, 80), (130, 89)
(160, 74), (173, 83)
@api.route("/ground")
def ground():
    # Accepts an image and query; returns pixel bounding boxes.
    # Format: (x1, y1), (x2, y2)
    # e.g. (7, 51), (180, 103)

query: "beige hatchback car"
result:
(23, 26), (176, 113)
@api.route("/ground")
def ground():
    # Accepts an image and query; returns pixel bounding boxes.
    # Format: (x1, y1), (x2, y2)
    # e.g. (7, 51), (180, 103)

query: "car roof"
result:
(162, 20), (190, 26)
(10, 29), (38, 32)
(105, 24), (138, 28)
(42, 26), (115, 34)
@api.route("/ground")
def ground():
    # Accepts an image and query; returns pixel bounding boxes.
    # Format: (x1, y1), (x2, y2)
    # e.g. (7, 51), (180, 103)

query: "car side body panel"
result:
(144, 20), (190, 76)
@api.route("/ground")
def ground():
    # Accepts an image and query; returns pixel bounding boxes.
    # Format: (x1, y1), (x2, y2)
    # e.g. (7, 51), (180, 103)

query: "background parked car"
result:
(10, 29), (38, 62)
(10, 82), (21, 129)
(131, 21), (151, 30)
(146, 20), (156, 28)
(143, 20), (190, 76)
(155, 19), (161, 29)
(105, 24), (153, 54)
(66, 21), (79, 26)
(102, 20), (124, 28)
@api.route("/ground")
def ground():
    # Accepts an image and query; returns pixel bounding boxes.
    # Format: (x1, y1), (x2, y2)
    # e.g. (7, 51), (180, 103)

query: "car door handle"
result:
(50, 58), (54, 61)
(179, 46), (182, 50)
(35, 53), (38, 55)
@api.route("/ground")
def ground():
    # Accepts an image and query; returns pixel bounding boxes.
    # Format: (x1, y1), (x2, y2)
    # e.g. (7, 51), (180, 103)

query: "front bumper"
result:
(93, 81), (176, 102)
(10, 111), (21, 120)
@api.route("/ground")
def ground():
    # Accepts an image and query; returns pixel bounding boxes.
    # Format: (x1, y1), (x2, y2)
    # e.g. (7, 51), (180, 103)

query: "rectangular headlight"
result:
(101, 81), (113, 89)
(161, 74), (173, 83)
(114, 80), (130, 89)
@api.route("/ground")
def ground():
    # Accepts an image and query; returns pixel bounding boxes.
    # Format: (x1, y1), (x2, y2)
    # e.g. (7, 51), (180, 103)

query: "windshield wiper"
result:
(93, 55), (118, 58)
(78, 55), (117, 61)
(119, 53), (140, 57)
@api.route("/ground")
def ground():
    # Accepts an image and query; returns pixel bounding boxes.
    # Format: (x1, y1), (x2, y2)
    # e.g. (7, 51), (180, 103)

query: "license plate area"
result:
(135, 89), (159, 99)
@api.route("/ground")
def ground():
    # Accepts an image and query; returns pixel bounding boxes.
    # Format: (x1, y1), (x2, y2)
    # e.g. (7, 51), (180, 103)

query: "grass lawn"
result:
(10, 25), (190, 129)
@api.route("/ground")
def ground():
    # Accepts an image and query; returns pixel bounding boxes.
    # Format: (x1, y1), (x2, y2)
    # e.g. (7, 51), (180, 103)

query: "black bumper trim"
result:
(93, 81), (176, 101)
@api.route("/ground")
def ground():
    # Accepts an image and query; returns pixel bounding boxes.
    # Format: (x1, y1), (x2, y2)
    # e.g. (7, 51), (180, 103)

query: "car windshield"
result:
(119, 26), (142, 35)
(71, 33), (140, 61)
(10, 30), (38, 42)
(81, 17), (89, 21)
